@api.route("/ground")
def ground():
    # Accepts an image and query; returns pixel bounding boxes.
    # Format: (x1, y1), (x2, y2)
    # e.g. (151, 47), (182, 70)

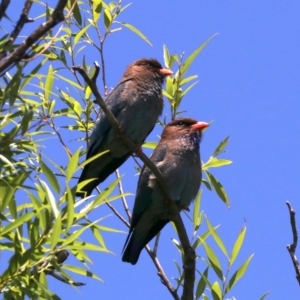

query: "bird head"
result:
(161, 117), (209, 149)
(123, 58), (173, 83)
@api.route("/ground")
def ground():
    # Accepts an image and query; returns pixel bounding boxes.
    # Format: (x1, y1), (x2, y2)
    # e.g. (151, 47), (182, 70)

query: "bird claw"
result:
(181, 206), (190, 212)
(134, 146), (143, 157)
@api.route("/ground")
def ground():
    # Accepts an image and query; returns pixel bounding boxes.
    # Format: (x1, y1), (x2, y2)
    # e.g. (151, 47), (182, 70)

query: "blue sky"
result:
(5, 1), (300, 299)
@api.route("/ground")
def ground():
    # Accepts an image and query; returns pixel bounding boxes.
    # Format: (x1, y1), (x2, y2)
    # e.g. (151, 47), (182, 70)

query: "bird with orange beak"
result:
(122, 117), (209, 265)
(77, 58), (173, 198)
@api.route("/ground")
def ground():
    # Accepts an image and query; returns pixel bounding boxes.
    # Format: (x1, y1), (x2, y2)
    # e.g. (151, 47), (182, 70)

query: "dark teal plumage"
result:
(76, 59), (172, 198)
(122, 117), (209, 264)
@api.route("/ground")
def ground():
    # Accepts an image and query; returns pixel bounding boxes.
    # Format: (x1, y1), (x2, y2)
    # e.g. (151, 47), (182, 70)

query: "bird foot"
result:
(134, 145), (143, 157)
(181, 206), (190, 212)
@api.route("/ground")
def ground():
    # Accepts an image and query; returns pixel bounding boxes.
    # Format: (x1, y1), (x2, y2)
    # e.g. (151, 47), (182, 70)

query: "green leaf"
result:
(40, 180), (59, 218)
(202, 157), (232, 171)
(92, 0), (102, 23)
(200, 238), (223, 280)
(171, 238), (183, 255)
(192, 225), (219, 249)
(180, 80), (198, 98)
(72, 0), (82, 25)
(21, 109), (34, 134)
(211, 281), (222, 300)
(205, 216), (228, 257)
(0, 155), (16, 171)
(213, 136), (230, 157)
(117, 22), (152, 46)
(230, 225), (246, 266)
(44, 65), (54, 101)
(193, 190), (202, 231)
(104, 8), (112, 29)
(66, 186), (74, 231)
(62, 219), (102, 246)
(180, 75), (198, 86)
(165, 76), (174, 99)
(181, 34), (218, 77)
(259, 292), (270, 300)
(77, 150), (109, 170)
(63, 265), (102, 281)
(142, 142), (158, 149)
(163, 45), (170, 68)
(66, 147), (81, 181)
(196, 267), (209, 299)
(225, 254), (254, 294)
(205, 171), (230, 207)
(74, 24), (91, 45)
(55, 74), (83, 90)
(40, 159), (60, 194)
(0, 212), (35, 236)
(50, 213), (61, 250)
(201, 178), (211, 191)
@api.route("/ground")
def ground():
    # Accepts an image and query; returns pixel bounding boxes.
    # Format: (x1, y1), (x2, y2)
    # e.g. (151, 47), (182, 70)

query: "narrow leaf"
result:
(118, 22), (152, 46)
(206, 171), (230, 207)
(225, 254), (254, 294)
(1, 212), (35, 236)
(40, 180), (59, 218)
(51, 213), (61, 250)
(196, 267), (209, 299)
(211, 281), (222, 300)
(230, 225), (246, 266)
(213, 136), (230, 157)
(205, 216), (228, 257)
(40, 160), (60, 194)
(193, 190), (202, 231)
(66, 147), (81, 181)
(74, 24), (91, 45)
(200, 238), (223, 280)
(44, 65), (54, 101)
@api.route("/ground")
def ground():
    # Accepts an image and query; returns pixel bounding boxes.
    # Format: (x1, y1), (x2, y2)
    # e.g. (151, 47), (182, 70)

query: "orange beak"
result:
(159, 68), (173, 77)
(190, 122), (209, 131)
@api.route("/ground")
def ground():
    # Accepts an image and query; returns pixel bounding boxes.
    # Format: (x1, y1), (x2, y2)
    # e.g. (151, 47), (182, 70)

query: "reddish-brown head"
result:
(123, 58), (173, 82)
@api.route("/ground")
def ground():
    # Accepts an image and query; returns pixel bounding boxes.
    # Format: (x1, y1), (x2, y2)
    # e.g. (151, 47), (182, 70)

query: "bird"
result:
(122, 117), (209, 265)
(76, 58), (173, 198)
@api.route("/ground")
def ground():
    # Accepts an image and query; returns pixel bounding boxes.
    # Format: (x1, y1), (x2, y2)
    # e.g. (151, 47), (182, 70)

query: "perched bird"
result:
(122, 117), (209, 265)
(76, 58), (173, 198)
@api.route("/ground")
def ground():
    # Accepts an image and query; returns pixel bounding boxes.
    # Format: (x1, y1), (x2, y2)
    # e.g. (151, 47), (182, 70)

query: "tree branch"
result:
(73, 64), (195, 299)
(0, 0), (10, 22)
(286, 201), (300, 286)
(0, 0), (68, 74)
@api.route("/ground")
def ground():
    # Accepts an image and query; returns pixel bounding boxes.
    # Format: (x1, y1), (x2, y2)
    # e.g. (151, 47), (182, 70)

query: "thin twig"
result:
(46, 117), (72, 157)
(146, 246), (180, 300)
(115, 168), (131, 220)
(106, 201), (129, 227)
(153, 232), (161, 256)
(73, 65), (195, 299)
(286, 201), (300, 286)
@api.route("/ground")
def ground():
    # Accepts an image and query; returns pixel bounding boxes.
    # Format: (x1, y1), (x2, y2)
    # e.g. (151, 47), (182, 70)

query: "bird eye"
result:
(177, 121), (184, 126)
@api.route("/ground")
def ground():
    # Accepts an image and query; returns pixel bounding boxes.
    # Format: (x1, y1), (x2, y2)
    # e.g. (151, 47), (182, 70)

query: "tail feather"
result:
(122, 220), (169, 265)
(122, 231), (144, 265)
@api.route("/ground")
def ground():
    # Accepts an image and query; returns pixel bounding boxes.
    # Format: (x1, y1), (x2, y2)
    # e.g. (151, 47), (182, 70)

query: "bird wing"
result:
(86, 79), (132, 159)
(130, 142), (168, 229)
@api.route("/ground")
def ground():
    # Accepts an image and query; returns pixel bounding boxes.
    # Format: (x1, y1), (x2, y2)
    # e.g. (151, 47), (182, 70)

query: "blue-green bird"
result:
(122, 117), (209, 264)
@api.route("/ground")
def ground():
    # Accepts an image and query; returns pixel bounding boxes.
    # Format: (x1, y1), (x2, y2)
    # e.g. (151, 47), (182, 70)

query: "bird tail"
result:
(122, 220), (169, 265)
(122, 231), (145, 265)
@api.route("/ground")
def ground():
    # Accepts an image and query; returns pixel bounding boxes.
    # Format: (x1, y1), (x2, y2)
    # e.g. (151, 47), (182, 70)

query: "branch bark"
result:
(73, 64), (195, 299)
(0, 0), (68, 74)
(286, 201), (300, 286)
